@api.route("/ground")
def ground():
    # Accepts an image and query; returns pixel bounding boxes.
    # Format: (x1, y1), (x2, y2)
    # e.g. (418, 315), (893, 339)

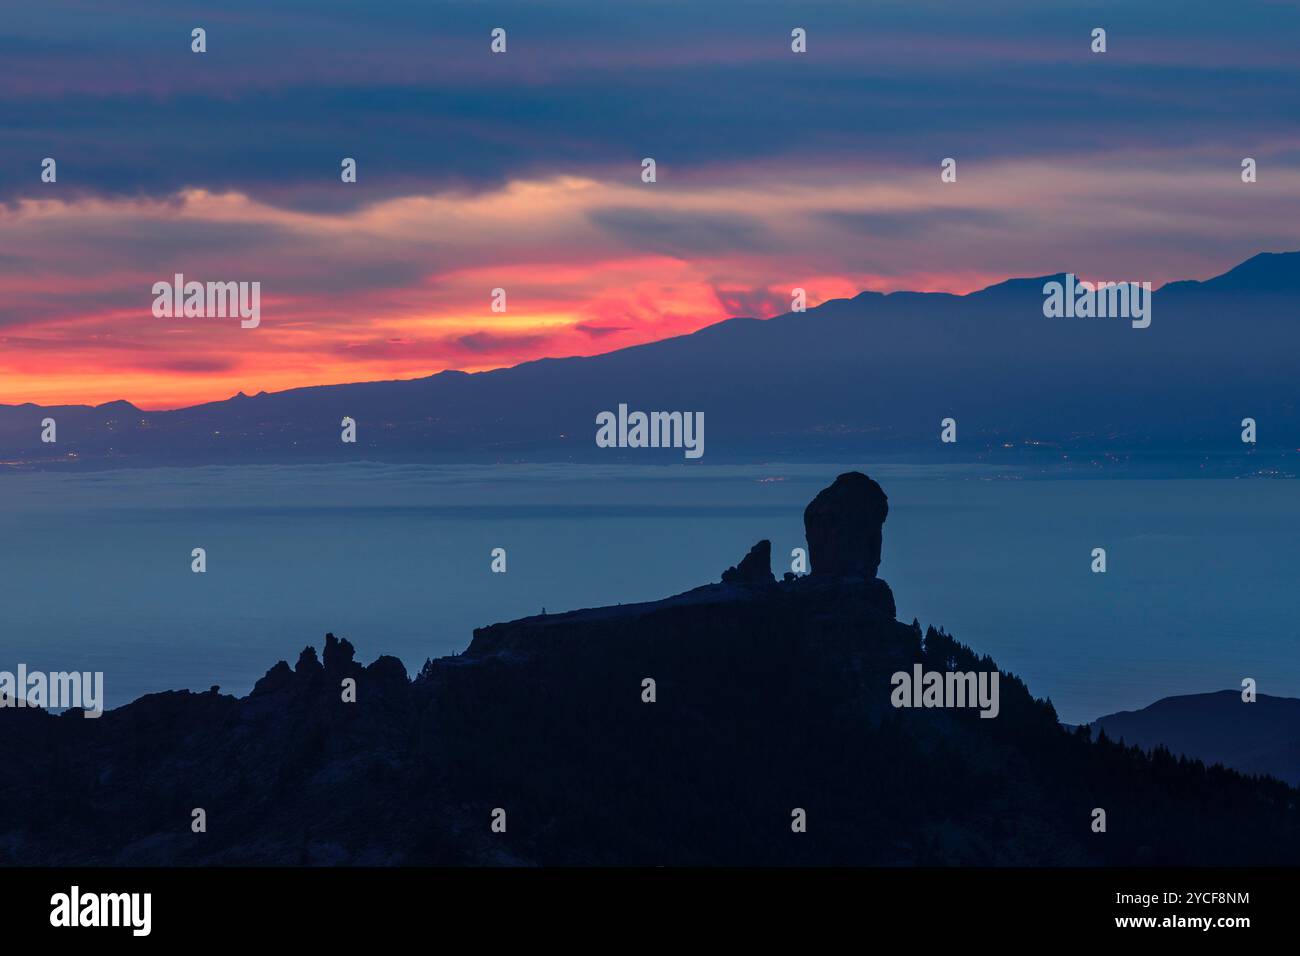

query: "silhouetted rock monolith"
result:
(803, 472), (888, 577)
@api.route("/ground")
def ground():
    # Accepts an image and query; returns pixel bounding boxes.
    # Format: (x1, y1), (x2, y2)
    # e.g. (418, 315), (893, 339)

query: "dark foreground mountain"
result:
(2, 473), (1297, 865)
(1092, 691), (1300, 787)
(4, 251), (1300, 469)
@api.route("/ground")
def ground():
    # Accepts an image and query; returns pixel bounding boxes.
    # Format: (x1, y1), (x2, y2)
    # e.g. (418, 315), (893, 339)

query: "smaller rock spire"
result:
(721, 539), (776, 585)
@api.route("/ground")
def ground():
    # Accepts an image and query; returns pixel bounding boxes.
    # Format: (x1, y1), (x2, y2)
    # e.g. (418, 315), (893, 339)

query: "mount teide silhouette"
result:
(2, 473), (1296, 865)
(3, 251), (1299, 467)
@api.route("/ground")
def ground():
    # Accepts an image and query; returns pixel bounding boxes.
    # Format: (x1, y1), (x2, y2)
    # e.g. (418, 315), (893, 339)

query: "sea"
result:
(1, 461), (1295, 724)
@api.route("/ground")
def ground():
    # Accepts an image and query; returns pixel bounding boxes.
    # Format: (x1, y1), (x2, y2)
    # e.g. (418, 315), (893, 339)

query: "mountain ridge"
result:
(4, 250), (1299, 468)
(8, 249), (1299, 417)
(1092, 689), (1300, 786)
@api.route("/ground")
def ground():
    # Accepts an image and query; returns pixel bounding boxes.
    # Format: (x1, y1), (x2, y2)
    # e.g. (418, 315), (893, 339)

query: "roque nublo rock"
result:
(803, 471), (889, 577)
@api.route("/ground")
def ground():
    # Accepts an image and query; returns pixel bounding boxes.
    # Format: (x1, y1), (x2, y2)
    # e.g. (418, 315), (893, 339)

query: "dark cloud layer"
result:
(3, 1), (1297, 210)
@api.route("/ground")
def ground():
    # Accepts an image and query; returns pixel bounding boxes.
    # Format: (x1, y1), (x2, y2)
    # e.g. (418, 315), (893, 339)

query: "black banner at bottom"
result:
(0, 866), (1283, 942)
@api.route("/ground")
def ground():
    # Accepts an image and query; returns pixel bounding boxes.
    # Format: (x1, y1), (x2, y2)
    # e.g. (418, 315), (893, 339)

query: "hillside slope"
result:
(1, 473), (1296, 865)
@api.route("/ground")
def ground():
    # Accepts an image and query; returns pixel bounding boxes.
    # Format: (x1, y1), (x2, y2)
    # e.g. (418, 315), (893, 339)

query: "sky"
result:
(2, 0), (1299, 409)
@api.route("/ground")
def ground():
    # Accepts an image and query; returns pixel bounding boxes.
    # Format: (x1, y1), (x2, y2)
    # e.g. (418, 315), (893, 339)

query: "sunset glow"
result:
(3, 1), (1299, 409)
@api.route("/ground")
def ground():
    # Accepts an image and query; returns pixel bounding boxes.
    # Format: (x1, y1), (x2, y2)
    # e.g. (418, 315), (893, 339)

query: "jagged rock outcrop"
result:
(322, 632), (356, 672)
(803, 471), (889, 577)
(721, 539), (776, 586)
(252, 660), (294, 696)
(296, 645), (322, 675)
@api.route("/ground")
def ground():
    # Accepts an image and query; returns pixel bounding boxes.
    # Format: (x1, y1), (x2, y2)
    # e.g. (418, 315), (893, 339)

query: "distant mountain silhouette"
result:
(3, 473), (1296, 865)
(3, 250), (1299, 468)
(1091, 690), (1300, 786)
